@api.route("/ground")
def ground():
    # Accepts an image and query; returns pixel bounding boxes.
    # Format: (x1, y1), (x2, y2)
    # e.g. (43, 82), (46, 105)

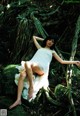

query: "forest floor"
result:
(0, 96), (30, 116)
(0, 95), (60, 116)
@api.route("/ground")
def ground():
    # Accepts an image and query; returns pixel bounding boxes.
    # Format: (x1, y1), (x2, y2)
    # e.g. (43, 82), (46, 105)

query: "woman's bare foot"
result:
(28, 87), (34, 99)
(9, 99), (21, 109)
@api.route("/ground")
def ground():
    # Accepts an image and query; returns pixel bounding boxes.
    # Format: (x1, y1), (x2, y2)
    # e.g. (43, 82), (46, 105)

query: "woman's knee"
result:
(20, 71), (26, 80)
(25, 61), (31, 70)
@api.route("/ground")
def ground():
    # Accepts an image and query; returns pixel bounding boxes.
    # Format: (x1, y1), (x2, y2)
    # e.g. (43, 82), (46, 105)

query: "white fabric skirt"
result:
(15, 65), (49, 101)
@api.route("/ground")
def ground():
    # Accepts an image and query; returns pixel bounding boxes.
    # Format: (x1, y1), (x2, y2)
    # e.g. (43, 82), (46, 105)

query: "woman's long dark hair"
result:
(42, 35), (59, 50)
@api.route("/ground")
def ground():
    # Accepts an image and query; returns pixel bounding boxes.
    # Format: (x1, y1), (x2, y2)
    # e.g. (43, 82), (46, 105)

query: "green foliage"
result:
(31, 14), (48, 39)
(1, 65), (19, 96)
(54, 84), (69, 102)
(0, 0), (80, 64)
(0, 64), (80, 115)
(64, 0), (80, 3)
(73, 66), (80, 77)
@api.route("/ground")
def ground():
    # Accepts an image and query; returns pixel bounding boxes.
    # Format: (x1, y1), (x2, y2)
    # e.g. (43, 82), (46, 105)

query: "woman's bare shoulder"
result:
(51, 49), (56, 54)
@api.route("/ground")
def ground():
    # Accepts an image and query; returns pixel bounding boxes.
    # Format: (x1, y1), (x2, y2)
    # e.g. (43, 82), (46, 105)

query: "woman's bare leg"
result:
(25, 62), (44, 98)
(25, 62), (34, 99)
(9, 70), (26, 109)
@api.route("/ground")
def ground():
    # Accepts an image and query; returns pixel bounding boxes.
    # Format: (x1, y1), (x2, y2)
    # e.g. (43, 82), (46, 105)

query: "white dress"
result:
(15, 48), (55, 101)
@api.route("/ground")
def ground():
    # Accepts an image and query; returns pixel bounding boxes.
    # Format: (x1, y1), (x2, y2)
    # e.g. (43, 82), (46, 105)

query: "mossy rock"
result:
(54, 84), (68, 102)
(1, 64), (19, 96)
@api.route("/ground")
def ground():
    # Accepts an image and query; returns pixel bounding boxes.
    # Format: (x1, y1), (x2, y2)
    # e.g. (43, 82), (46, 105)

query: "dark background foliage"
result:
(0, 0), (80, 65)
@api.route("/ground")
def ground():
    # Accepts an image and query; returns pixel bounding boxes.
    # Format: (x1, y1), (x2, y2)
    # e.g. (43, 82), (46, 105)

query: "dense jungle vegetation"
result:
(0, 0), (80, 116)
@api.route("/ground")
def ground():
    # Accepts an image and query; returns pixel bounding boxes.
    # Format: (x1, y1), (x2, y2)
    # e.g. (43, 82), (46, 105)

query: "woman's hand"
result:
(75, 61), (80, 67)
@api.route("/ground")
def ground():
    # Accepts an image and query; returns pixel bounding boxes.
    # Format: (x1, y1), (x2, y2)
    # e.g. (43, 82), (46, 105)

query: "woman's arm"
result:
(52, 51), (80, 66)
(33, 36), (44, 49)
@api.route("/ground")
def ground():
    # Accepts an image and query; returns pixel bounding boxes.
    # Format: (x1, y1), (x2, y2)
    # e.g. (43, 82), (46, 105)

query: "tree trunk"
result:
(66, 15), (80, 116)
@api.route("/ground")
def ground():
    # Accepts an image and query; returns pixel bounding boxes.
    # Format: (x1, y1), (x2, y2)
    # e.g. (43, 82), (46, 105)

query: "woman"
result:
(9, 35), (80, 109)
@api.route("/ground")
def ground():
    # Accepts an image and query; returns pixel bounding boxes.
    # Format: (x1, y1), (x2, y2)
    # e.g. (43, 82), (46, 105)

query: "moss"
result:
(54, 84), (69, 103)
(0, 65), (19, 96)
